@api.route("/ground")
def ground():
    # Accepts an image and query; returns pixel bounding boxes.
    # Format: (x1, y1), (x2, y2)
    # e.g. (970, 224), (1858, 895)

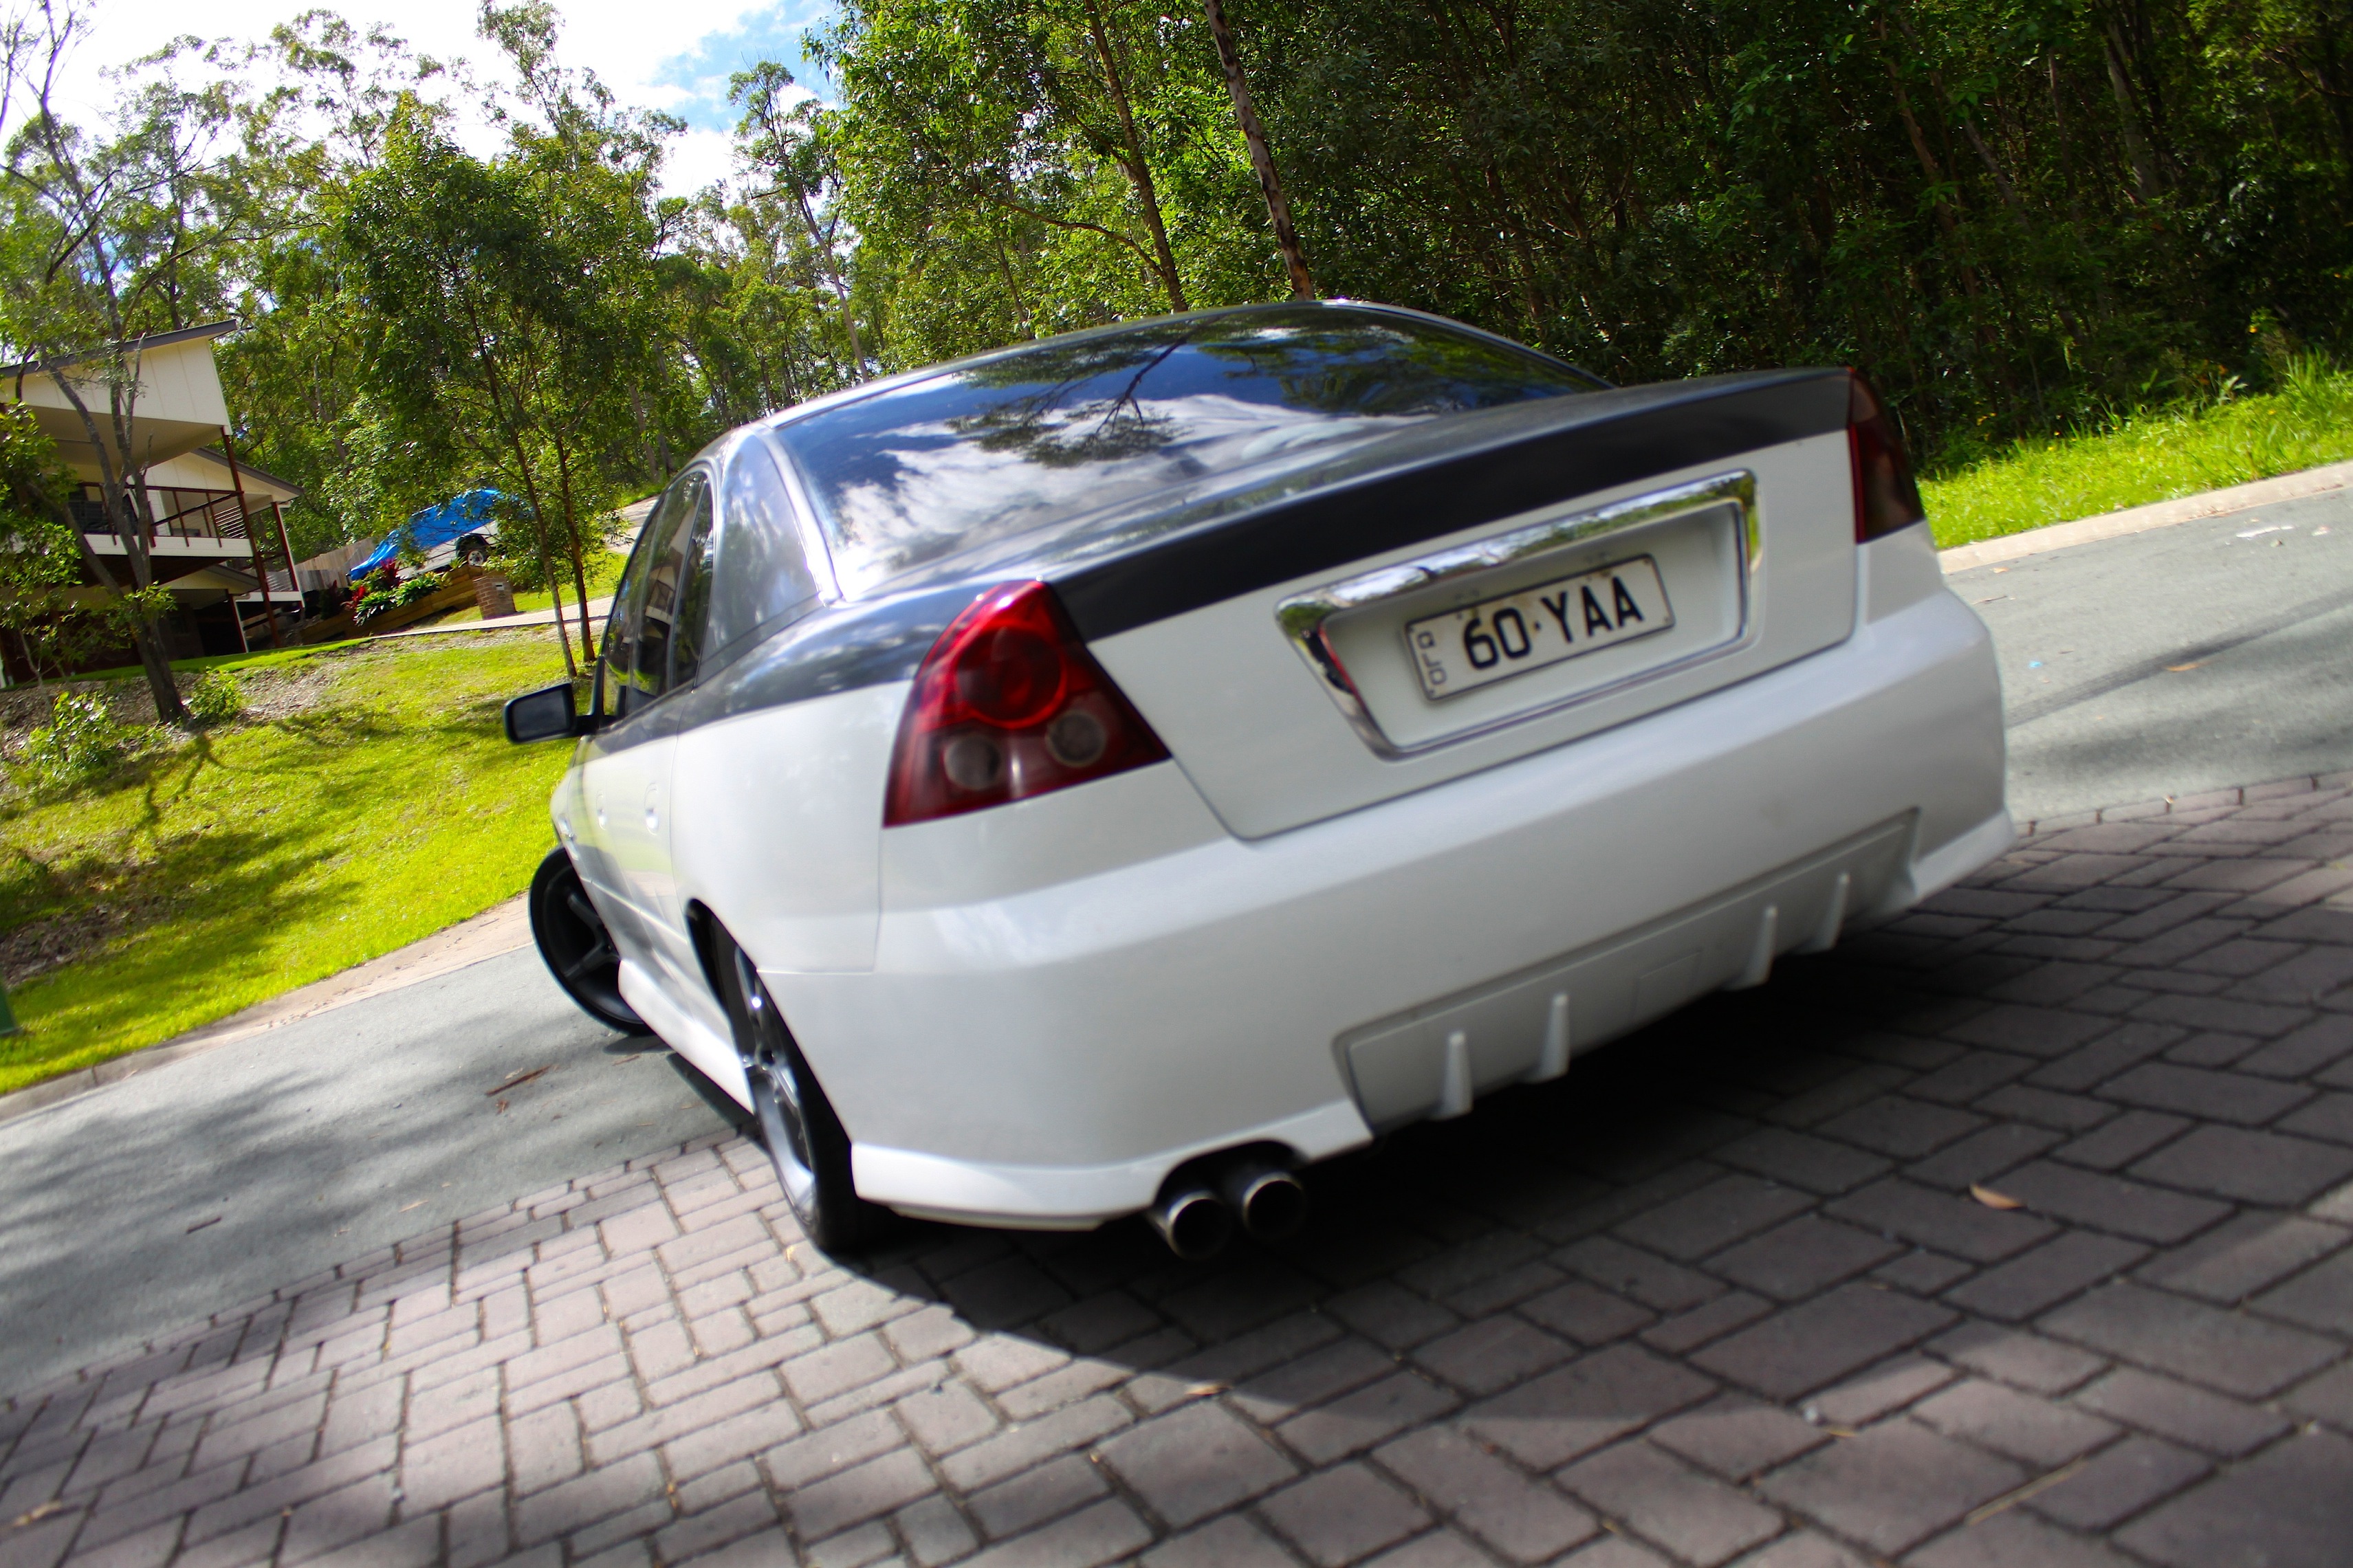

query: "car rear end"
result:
(701, 306), (2007, 1230)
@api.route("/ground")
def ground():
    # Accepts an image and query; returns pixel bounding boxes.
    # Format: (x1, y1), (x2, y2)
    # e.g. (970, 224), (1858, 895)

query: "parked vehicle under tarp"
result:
(349, 489), (502, 581)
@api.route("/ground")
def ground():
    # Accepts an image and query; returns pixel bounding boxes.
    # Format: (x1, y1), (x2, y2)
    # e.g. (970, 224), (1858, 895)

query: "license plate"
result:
(1404, 555), (1674, 700)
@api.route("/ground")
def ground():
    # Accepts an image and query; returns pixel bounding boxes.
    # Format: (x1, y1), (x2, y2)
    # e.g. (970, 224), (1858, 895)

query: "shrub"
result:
(187, 670), (244, 725)
(354, 571), (445, 626)
(22, 692), (131, 786)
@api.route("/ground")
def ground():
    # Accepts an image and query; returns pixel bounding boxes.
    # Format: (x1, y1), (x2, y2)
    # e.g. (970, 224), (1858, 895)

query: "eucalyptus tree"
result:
(0, 0), (264, 722)
(213, 11), (464, 562)
(730, 63), (866, 384)
(339, 5), (681, 672)
(816, 0), (1267, 344)
(339, 122), (579, 672)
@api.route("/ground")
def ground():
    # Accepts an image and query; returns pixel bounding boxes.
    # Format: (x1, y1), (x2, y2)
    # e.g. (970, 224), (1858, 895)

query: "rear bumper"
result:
(767, 579), (2008, 1228)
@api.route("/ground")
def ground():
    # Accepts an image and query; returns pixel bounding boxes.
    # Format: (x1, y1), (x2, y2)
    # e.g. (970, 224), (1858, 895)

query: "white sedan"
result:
(507, 301), (2009, 1257)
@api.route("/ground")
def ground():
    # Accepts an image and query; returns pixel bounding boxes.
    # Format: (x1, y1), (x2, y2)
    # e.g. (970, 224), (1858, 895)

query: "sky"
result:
(45, 0), (842, 193)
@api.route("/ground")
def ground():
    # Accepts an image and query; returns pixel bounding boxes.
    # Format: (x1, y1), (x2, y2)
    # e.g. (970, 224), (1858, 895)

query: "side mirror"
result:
(505, 681), (582, 743)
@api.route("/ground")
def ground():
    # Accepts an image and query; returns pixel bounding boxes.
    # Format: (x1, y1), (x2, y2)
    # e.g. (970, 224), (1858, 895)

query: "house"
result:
(2, 320), (305, 674)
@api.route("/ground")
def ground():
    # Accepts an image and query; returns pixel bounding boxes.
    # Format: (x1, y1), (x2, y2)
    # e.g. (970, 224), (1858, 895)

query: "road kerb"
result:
(1940, 459), (2353, 573)
(0, 894), (533, 1125)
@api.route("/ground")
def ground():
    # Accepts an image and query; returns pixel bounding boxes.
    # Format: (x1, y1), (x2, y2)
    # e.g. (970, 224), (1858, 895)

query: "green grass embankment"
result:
(1923, 358), (2353, 548)
(0, 634), (573, 1093)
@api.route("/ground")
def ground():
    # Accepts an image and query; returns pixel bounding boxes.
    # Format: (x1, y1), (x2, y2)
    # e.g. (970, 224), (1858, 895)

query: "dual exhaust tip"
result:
(1146, 1152), (1309, 1260)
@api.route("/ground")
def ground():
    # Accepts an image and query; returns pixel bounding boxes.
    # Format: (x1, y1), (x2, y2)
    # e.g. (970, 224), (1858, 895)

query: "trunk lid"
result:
(1069, 371), (1859, 838)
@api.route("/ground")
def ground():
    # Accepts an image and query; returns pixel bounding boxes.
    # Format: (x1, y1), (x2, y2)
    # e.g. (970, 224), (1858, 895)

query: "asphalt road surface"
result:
(0, 951), (740, 1394)
(5, 485), (2352, 1395)
(1956, 484), (2353, 821)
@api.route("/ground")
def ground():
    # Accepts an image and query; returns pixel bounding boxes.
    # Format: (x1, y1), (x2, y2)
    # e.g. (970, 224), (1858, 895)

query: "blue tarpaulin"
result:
(348, 489), (503, 582)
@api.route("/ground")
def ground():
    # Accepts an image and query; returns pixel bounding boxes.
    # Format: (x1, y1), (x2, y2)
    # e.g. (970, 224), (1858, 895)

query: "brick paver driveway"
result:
(11, 778), (2353, 1568)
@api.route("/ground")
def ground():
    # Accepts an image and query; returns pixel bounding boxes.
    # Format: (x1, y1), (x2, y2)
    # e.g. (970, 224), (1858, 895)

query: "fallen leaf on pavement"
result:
(2166, 662), (2202, 672)
(399, 1200), (427, 1213)
(487, 1064), (554, 1095)
(1185, 1382), (1229, 1400)
(12, 1501), (63, 1527)
(1970, 1184), (2024, 1210)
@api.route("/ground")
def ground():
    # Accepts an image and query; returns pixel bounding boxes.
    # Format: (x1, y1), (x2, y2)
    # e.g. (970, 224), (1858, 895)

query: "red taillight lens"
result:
(1848, 370), (1927, 543)
(884, 581), (1170, 826)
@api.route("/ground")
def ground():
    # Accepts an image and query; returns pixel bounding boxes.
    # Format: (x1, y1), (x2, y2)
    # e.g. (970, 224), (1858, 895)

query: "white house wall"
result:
(10, 337), (231, 428)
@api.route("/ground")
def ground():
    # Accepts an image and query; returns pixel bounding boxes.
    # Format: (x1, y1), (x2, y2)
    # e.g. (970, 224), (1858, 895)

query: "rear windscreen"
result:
(763, 307), (1598, 596)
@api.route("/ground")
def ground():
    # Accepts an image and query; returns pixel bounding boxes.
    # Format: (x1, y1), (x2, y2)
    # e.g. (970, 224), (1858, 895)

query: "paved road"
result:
(3, 484), (2349, 1401)
(0, 951), (737, 1394)
(7, 786), (2353, 1567)
(1955, 485), (2353, 822)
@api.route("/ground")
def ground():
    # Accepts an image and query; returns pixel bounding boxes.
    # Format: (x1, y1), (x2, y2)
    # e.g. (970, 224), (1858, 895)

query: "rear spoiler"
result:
(1052, 369), (1850, 640)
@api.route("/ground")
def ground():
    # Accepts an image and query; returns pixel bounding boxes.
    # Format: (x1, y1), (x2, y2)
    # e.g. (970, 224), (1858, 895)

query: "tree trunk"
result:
(47, 366), (188, 725)
(789, 187), (867, 379)
(2101, 22), (2164, 203)
(1879, 34), (2006, 387)
(549, 433), (600, 663)
(1082, 1), (1189, 313)
(500, 434), (579, 681)
(1200, 0), (1316, 299)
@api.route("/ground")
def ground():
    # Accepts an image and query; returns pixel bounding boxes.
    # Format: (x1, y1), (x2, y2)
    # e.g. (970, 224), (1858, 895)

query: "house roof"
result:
(188, 445), (303, 500)
(0, 320), (239, 381)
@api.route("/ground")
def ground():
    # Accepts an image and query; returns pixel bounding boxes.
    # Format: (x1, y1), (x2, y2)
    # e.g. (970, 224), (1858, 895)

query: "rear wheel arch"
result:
(695, 905), (895, 1254)
(685, 899), (729, 1008)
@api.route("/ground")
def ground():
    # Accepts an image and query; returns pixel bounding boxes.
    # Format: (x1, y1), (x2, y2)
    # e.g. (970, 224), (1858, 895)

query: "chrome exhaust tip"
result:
(1147, 1186), (1234, 1261)
(1219, 1160), (1309, 1241)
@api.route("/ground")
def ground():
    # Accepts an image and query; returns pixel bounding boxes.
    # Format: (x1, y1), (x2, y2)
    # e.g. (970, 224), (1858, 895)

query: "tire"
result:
(714, 929), (895, 1254)
(528, 846), (646, 1033)
(456, 534), (490, 567)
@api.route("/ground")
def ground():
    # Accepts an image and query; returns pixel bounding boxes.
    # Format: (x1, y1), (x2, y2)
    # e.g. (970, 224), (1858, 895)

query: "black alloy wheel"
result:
(528, 846), (646, 1033)
(714, 932), (894, 1254)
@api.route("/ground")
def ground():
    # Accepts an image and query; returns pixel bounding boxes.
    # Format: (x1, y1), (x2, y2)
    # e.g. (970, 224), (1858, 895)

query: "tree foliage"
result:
(822, 0), (2353, 465)
(8, 0), (2350, 661)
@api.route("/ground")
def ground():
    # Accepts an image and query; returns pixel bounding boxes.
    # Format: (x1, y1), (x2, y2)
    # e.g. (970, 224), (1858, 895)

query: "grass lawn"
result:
(1923, 357), (2353, 548)
(0, 633), (576, 1094)
(61, 642), (356, 685)
(426, 550), (629, 629)
(511, 547), (631, 614)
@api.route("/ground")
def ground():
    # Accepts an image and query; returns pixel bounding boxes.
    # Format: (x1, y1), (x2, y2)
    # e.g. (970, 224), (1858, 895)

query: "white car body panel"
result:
(1097, 435), (1859, 839)
(541, 322), (2009, 1238)
(734, 527), (2005, 1226)
(668, 683), (899, 974)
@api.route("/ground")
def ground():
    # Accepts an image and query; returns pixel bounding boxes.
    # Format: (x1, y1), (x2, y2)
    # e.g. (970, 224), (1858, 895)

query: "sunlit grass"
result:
(510, 548), (630, 614)
(56, 642), (339, 685)
(1923, 357), (2353, 548)
(426, 549), (629, 627)
(0, 634), (575, 1093)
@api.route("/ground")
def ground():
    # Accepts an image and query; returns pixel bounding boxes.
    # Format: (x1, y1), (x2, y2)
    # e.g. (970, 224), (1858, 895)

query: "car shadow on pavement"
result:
(10, 782), (2353, 1568)
(844, 953), (1934, 1351)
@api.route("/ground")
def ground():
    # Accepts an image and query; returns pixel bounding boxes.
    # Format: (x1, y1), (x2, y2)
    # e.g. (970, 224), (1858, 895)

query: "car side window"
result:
(667, 478), (720, 690)
(600, 472), (703, 719)
(595, 501), (662, 721)
(709, 440), (822, 658)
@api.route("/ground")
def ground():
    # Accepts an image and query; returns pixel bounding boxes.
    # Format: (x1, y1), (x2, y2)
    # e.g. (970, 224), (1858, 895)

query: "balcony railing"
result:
(74, 487), (260, 544)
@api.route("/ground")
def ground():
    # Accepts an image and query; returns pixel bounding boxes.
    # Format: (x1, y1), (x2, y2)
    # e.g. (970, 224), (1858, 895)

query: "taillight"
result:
(1848, 370), (1927, 542)
(884, 581), (1170, 826)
